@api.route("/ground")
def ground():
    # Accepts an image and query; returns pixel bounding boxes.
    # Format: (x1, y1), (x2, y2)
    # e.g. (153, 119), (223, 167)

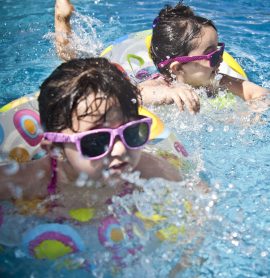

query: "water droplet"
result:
(103, 121), (111, 127)
(15, 249), (26, 258)
(91, 194), (98, 200)
(8, 183), (23, 199)
(75, 172), (88, 187)
(215, 74), (223, 81)
(261, 251), (268, 257)
(52, 147), (61, 155)
(218, 90), (226, 98)
(86, 179), (94, 187)
(4, 162), (19, 175)
(102, 170), (110, 179)
(211, 194), (218, 200)
(36, 170), (45, 179)
(231, 240), (239, 246)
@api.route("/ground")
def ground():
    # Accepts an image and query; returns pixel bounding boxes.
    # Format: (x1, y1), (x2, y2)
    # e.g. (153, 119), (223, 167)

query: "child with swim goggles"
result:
(54, 0), (269, 115)
(0, 57), (182, 221)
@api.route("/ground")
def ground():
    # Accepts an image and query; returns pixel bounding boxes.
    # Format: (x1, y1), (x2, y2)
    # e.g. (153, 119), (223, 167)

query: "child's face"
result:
(60, 94), (142, 185)
(176, 26), (222, 87)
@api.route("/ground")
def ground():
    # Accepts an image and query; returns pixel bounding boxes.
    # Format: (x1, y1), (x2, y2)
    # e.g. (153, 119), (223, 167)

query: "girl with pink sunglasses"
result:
(0, 57), (183, 208)
(55, 0), (268, 115)
(140, 1), (269, 114)
(1, 58), (211, 272)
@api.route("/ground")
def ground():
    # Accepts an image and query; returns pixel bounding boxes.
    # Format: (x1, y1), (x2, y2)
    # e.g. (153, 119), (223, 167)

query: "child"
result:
(54, 0), (269, 115)
(0, 58), (207, 274)
(0, 57), (182, 210)
(138, 1), (269, 113)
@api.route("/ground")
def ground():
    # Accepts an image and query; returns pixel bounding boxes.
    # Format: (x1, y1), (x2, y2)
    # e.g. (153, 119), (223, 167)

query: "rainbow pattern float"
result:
(0, 90), (192, 271)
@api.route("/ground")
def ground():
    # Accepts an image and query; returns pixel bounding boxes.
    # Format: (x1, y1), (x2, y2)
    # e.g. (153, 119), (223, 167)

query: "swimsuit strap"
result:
(47, 157), (57, 195)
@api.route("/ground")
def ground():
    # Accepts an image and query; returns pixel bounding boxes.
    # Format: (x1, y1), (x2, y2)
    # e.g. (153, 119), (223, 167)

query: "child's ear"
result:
(40, 139), (63, 160)
(170, 62), (183, 76)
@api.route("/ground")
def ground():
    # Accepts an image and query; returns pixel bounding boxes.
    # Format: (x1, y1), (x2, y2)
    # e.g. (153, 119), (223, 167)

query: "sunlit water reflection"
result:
(1, 0), (270, 277)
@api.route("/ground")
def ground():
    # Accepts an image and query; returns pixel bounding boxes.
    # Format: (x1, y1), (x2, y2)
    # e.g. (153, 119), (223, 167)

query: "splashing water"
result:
(1, 0), (270, 277)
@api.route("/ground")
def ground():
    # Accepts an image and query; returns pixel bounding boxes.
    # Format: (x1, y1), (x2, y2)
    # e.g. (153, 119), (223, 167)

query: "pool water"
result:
(1, 0), (270, 277)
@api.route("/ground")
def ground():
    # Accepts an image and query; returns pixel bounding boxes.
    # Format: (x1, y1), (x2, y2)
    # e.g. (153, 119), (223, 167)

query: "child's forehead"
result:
(190, 26), (218, 51)
(72, 93), (122, 129)
(77, 93), (118, 115)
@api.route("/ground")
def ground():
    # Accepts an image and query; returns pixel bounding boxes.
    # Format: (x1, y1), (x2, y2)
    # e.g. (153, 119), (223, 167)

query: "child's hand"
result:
(139, 81), (200, 115)
(164, 84), (200, 115)
(247, 95), (270, 113)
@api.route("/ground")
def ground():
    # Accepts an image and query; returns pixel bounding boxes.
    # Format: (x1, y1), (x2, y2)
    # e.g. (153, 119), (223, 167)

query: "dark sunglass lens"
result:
(80, 132), (110, 158)
(220, 45), (225, 56)
(211, 51), (220, 67)
(123, 122), (149, 148)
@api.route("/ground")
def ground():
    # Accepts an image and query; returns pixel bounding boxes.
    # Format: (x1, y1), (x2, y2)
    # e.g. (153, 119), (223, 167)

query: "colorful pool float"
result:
(0, 91), (194, 271)
(100, 29), (248, 81)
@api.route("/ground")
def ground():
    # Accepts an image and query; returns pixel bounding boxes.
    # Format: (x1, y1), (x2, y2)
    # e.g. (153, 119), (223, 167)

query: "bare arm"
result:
(55, 0), (76, 60)
(220, 74), (269, 100)
(138, 78), (200, 115)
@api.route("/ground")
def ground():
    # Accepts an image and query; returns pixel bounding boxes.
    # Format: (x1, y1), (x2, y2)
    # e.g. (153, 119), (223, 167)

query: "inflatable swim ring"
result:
(0, 91), (193, 173)
(0, 92), (44, 165)
(0, 92), (195, 270)
(100, 29), (248, 81)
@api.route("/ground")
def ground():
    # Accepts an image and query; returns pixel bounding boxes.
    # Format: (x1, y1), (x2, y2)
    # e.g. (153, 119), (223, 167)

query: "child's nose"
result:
(110, 136), (127, 157)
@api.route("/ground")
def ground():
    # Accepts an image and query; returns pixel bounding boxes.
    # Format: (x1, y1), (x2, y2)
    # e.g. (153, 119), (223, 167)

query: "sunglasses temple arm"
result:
(43, 133), (75, 143)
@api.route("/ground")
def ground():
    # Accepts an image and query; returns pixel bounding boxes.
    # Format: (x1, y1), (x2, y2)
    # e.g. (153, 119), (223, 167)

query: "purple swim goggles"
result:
(43, 117), (152, 160)
(158, 43), (225, 68)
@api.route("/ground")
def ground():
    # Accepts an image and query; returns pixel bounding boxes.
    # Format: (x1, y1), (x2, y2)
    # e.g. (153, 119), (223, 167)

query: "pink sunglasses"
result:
(44, 117), (152, 160)
(158, 43), (225, 68)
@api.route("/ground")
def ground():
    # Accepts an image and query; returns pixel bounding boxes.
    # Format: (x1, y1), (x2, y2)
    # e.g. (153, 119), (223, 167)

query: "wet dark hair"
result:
(39, 57), (141, 132)
(151, 0), (217, 79)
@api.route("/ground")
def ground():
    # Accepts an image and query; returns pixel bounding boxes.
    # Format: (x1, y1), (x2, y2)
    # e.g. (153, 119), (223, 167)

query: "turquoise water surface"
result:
(1, 0), (270, 277)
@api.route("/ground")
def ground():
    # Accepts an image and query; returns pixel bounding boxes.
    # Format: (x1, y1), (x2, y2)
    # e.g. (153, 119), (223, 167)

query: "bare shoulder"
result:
(0, 155), (52, 201)
(135, 151), (182, 182)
